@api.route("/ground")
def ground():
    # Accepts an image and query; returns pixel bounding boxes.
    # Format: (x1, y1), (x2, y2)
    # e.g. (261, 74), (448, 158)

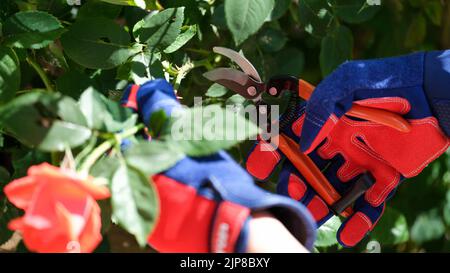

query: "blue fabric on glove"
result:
(121, 79), (317, 252)
(300, 51), (450, 153)
(424, 50), (450, 135)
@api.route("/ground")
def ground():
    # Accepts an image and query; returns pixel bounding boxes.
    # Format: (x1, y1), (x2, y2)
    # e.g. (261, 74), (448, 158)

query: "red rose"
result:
(4, 163), (110, 253)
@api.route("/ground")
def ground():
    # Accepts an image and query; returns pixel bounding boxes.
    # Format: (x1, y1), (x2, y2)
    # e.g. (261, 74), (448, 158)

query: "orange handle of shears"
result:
(276, 134), (353, 217)
(299, 80), (411, 133)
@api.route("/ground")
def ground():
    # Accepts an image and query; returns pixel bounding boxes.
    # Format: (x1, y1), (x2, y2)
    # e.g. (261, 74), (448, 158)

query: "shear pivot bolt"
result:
(247, 86), (257, 96)
(269, 87), (278, 96)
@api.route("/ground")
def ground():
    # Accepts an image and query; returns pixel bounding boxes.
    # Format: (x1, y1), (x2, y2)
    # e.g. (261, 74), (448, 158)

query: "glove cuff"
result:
(424, 50), (450, 136)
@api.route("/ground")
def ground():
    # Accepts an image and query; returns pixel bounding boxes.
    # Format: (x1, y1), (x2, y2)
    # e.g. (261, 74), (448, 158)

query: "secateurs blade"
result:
(202, 46), (411, 217)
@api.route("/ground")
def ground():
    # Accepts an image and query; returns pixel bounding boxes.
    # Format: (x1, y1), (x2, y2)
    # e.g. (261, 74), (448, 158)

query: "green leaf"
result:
(370, 207), (409, 245)
(298, 0), (334, 37)
(111, 162), (159, 246)
(3, 11), (64, 49)
(0, 46), (20, 103)
(11, 150), (49, 179)
(268, 0), (291, 21)
(443, 191), (450, 226)
(425, 0), (443, 26)
(315, 216), (341, 247)
(0, 92), (91, 151)
(61, 18), (138, 69)
(100, 0), (161, 9)
(273, 46), (305, 76)
(77, 1), (123, 20)
(205, 83), (229, 98)
(404, 14), (427, 48)
(0, 166), (9, 187)
(56, 70), (99, 99)
(333, 0), (381, 24)
(164, 105), (259, 157)
(0, 199), (20, 245)
(411, 209), (446, 244)
(125, 140), (184, 176)
(319, 25), (353, 76)
(225, 0), (275, 45)
(257, 27), (288, 53)
(133, 8), (185, 49)
(148, 109), (168, 137)
(78, 87), (137, 132)
(116, 49), (164, 84)
(164, 25), (197, 53)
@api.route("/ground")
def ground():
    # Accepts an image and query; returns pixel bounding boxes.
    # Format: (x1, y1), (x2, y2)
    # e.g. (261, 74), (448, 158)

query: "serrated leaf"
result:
(111, 162), (159, 246)
(164, 25), (197, 53)
(315, 216), (341, 247)
(133, 8), (185, 49)
(116, 50), (164, 84)
(100, 0), (161, 9)
(205, 83), (229, 98)
(78, 1), (123, 19)
(0, 92), (91, 151)
(125, 140), (184, 176)
(0, 46), (20, 103)
(164, 105), (259, 157)
(257, 27), (287, 53)
(320, 25), (353, 76)
(3, 11), (65, 49)
(267, 0), (291, 21)
(225, 0), (275, 45)
(333, 0), (381, 24)
(79, 87), (137, 132)
(56, 70), (99, 99)
(298, 0), (334, 37)
(61, 18), (138, 69)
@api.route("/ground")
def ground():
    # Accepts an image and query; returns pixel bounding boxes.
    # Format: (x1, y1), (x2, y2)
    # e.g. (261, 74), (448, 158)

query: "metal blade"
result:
(203, 68), (264, 100)
(203, 68), (249, 86)
(213, 47), (262, 82)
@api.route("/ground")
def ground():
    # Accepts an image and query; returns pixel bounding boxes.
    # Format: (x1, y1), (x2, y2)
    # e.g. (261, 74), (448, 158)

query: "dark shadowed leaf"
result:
(3, 10), (65, 49)
(133, 8), (185, 49)
(61, 18), (138, 69)
(320, 25), (353, 76)
(0, 46), (20, 103)
(370, 207), (409, 245)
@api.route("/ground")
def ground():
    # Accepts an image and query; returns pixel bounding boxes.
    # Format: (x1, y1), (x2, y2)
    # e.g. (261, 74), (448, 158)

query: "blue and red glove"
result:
(120, 79), (316, 253)
(246, 51), (450, 247)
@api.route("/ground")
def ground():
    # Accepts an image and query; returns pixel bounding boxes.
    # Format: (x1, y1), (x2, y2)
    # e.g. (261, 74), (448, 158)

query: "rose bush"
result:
(0, 0), (449, 253)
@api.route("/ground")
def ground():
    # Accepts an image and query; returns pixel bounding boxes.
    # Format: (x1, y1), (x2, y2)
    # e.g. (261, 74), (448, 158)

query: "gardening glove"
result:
(246, 51), (450, 247)
(120, 79), (316, 253)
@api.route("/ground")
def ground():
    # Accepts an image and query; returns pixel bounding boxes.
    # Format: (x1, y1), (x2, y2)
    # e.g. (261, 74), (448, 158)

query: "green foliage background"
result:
(0, 0), (450, 252)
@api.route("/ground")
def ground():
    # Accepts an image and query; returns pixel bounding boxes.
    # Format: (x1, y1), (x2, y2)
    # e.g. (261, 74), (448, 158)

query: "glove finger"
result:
(245, 138), (284, 181)
(277, 161), (333, 225)
(365, 171), (401, 207)
(337, 196), (385, 247)
(353, 97), (411, 115)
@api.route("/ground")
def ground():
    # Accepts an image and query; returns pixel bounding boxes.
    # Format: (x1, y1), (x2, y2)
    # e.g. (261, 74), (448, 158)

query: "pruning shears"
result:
(203, 47), (411, 217)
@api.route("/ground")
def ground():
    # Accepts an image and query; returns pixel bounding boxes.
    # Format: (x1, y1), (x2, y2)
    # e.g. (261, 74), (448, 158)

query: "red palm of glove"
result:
(246, 97), (449, 247)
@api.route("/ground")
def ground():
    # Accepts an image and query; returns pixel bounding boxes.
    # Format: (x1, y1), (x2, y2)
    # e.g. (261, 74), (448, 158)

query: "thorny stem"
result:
(26, 57), (54, 92)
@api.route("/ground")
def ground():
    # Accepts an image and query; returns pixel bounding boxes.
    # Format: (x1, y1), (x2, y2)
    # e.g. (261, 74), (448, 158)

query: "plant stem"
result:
(79, 124), (145, 173)
(26, 57), (55, 92)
